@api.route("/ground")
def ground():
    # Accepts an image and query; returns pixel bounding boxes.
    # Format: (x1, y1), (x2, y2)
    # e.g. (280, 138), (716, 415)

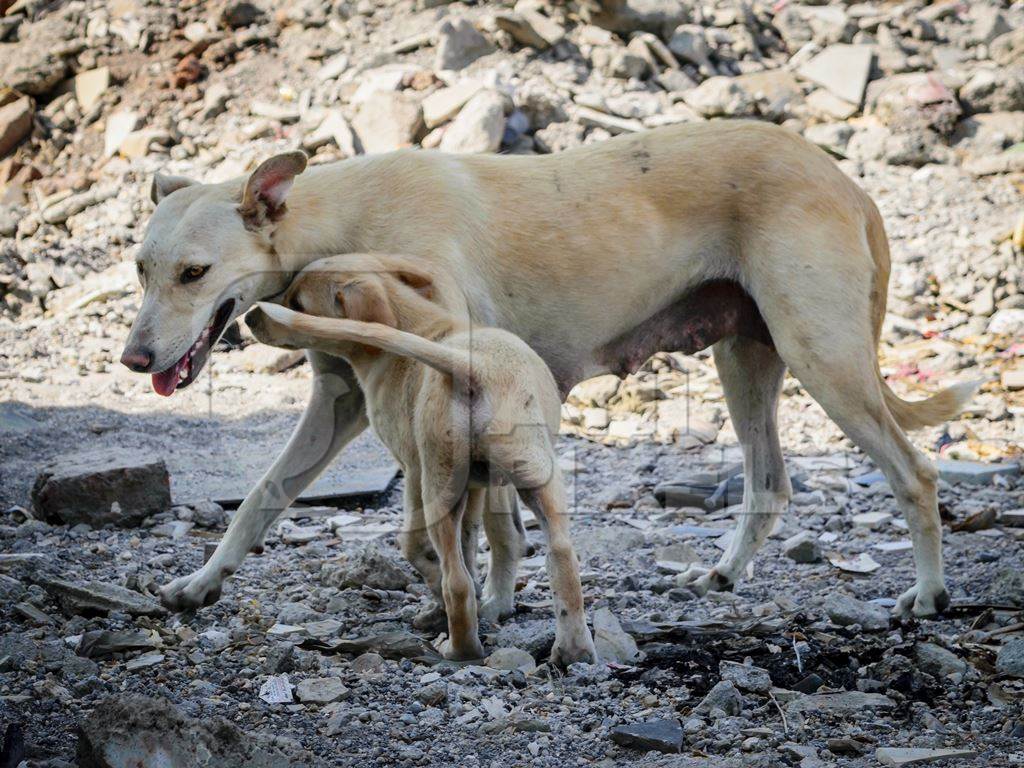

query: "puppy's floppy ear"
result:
(394, 268), (434, 300)
(239, 151), (307, 229)
(150, 173), (196, 204)
(337, 279), (397, 328)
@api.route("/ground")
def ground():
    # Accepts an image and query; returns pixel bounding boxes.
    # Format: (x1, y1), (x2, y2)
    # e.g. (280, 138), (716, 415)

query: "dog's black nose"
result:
(120, 348), (153, 372)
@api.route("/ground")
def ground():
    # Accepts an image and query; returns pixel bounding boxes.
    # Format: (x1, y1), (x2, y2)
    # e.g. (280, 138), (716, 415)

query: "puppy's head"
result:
(248, 255), (436, 354)
(121, 152), (308, 395)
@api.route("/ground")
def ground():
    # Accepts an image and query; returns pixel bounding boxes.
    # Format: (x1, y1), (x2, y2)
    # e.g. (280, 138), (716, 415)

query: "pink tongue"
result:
(152, 357), (186, 397)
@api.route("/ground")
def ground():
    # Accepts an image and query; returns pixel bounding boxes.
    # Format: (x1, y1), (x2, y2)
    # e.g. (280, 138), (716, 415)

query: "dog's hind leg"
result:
(161, 352), (367, 611)
(679, 336), (791, 595)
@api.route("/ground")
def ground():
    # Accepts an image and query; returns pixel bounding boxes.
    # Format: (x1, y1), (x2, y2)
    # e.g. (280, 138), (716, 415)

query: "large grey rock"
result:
(76, 694), (313, 767)
(295, 677), (349, 704)
(31, 451), (171, 527)
(719, 660), (772, 693)
(913, 642), (967, 678)
(435, 18), (495, 71)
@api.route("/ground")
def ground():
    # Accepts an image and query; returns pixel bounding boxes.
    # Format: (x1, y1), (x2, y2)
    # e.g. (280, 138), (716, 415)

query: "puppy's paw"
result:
(893, 582), (950, 618)
(550, 635), (598, 668)
(438, 636), (486, 662)
(676, 565), (733, 597)
(160, 567), (226, 612)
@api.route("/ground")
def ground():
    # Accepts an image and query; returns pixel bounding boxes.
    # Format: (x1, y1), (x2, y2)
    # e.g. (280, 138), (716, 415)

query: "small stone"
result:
(40, 578), (165, 617)
(191, 500), (227, 529)
(103, 110), (141, 157)
(74, 67), (109, 112)
(913, 642), (967, 678)
(415, 682), (448, 706)
(320, 544), (413, 591)
(719, 660), (772, 693)
(695, 680), (742, 717)
(493, 11), (564, 50)
(852, 511), (892, 529)
(683, 76), (756, 118)
(351, 652), (384, 674)
(609, 719), (683, 754)
(435, 18), (495, 71)
(439, 89), (506, 154)
(824, 594), (890, 631)
(592, 607), (639, 665)
(220, 1), (263, 29)
(782, 531), (822, 563)
(422, 81), (483, 128)
(995, 637), (1024, 677)
(936, 459), (1020, 485)
(352, 92), (423, 154)
(787, 691), (895, 714)
(295, 677), (348, 705)
(798, 44), (873, 105)
(0, 96), (32, 159)
(485, 647), (536, 674)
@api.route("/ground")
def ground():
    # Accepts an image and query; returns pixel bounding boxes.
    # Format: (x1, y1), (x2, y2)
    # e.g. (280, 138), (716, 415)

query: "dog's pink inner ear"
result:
(240, 151), (307, 225)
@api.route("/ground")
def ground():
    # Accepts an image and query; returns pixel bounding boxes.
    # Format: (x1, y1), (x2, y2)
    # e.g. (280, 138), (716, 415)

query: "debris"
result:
(31, 451), (171, 527)
(74, 67), (108, 111)
(320, 543), (413, 591)
(439, 89), (506, 154)
(259, 674), (294, 704)
(797, 45), (873, 105)
(351, 91), (423, 155)
(827, 552), (882, 574)
(40, 578), (165, 617)
(694, 680), (742, 717)
(609, 719), (683, 754)
(787, 691), (895, 715)
(422, 81), (483, 129)
(295, 677), (348, 705)
(995, 637), (1024, 678)
(719, 660), (772, 693)
(77, 630), (156, 659)
(435, 18), (495, 71)
(783, 531), (823, 563)
(485, 647), (536, 674)
(937, 459), (1020, 485)
(0, 96), (33, 159)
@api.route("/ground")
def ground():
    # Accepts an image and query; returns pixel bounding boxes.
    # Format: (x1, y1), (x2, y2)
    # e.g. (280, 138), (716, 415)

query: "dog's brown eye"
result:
(181, 265), (210, 283)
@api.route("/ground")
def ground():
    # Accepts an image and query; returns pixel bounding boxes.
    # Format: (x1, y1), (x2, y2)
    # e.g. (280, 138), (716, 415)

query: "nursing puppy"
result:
(247, 254), (597, 665)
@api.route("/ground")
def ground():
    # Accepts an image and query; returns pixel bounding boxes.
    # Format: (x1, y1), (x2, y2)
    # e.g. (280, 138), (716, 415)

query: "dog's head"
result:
(246, 254), (437, 354)
(120, 152), (307, 396)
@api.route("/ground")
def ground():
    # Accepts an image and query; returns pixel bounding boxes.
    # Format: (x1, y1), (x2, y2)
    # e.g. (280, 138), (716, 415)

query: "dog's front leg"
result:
(161, 352), (367, 611)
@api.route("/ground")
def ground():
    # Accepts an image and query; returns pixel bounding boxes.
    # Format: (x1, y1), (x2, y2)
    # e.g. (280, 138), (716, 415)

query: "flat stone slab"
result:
(210, 463), (399, 509)
(31, 450), (171, 527)
(40, 578), (165, 617)
(875, 747), (977, 766)
(787, 691), (895, 714)
(936, 459), (1020, 485)
(609, 719), (683, 753)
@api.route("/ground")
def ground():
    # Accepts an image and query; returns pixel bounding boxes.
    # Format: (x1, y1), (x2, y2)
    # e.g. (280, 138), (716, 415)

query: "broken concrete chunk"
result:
(74, 67), (109, 112)
(609, 719), (683, 753)
(41, 578), (165, 617)
(295, 676), (348, 705)
(439, 89), (506, 154)
(435, 18), (495, 71)
(31, 450), (171, 527)
(782, 531), (822, 563)
(797, 44), (873, 105)
(352, 91), (423, 154)
(936, 459), (1020, 485)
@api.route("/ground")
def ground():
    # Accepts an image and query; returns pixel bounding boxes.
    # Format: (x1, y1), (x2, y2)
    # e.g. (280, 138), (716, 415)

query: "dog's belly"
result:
(593, 280), (772, 378)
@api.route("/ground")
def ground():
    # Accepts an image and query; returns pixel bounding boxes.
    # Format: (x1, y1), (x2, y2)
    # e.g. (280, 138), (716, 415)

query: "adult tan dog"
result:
(245, 253), (597, 664)
(121, 121), (975, 618)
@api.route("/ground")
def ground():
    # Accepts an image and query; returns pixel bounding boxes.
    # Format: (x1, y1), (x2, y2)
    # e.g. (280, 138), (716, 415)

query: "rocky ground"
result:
(1, 0), (1023, 766)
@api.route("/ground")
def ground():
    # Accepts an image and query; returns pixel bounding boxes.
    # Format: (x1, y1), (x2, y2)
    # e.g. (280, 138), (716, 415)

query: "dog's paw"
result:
(478, 595), (515, 623)
(438, 636), (486, 662)
(676, 565), (733, 597)
(550, 635), (598, 668)
(160, 568), (226, 612)
(893, 582), (950, 618)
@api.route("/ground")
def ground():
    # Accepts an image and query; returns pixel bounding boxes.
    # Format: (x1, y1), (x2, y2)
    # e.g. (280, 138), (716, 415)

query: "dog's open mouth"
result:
(152, 299), (235, 397)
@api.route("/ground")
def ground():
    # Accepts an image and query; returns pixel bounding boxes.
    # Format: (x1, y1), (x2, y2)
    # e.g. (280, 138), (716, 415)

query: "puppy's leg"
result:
(679, 337), (790, 595)
(519, 466), (596, 667)
(422, 481), (485, 661)
(462, 488), (484, 597)
(399, 468), (448, 631)
(161, 353), (366, 611)
(479, 485), (521, 622)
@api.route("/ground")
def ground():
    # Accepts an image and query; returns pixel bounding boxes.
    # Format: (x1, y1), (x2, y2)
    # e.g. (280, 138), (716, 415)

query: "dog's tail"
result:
(877, 368), (980, 432)
(256, 303), (471, 381)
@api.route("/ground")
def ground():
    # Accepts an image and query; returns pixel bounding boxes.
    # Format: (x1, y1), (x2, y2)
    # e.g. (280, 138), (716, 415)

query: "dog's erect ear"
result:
(239, 151), (308, 229)
(394, 268), (434, 300)
(150, 174), (196, 204)
(337, 279), (397, 328)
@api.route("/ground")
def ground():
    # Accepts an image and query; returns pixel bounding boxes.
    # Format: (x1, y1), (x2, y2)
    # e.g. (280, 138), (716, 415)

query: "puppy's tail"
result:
(256, 303), (472, 381)
(878, 368), (980, 432)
